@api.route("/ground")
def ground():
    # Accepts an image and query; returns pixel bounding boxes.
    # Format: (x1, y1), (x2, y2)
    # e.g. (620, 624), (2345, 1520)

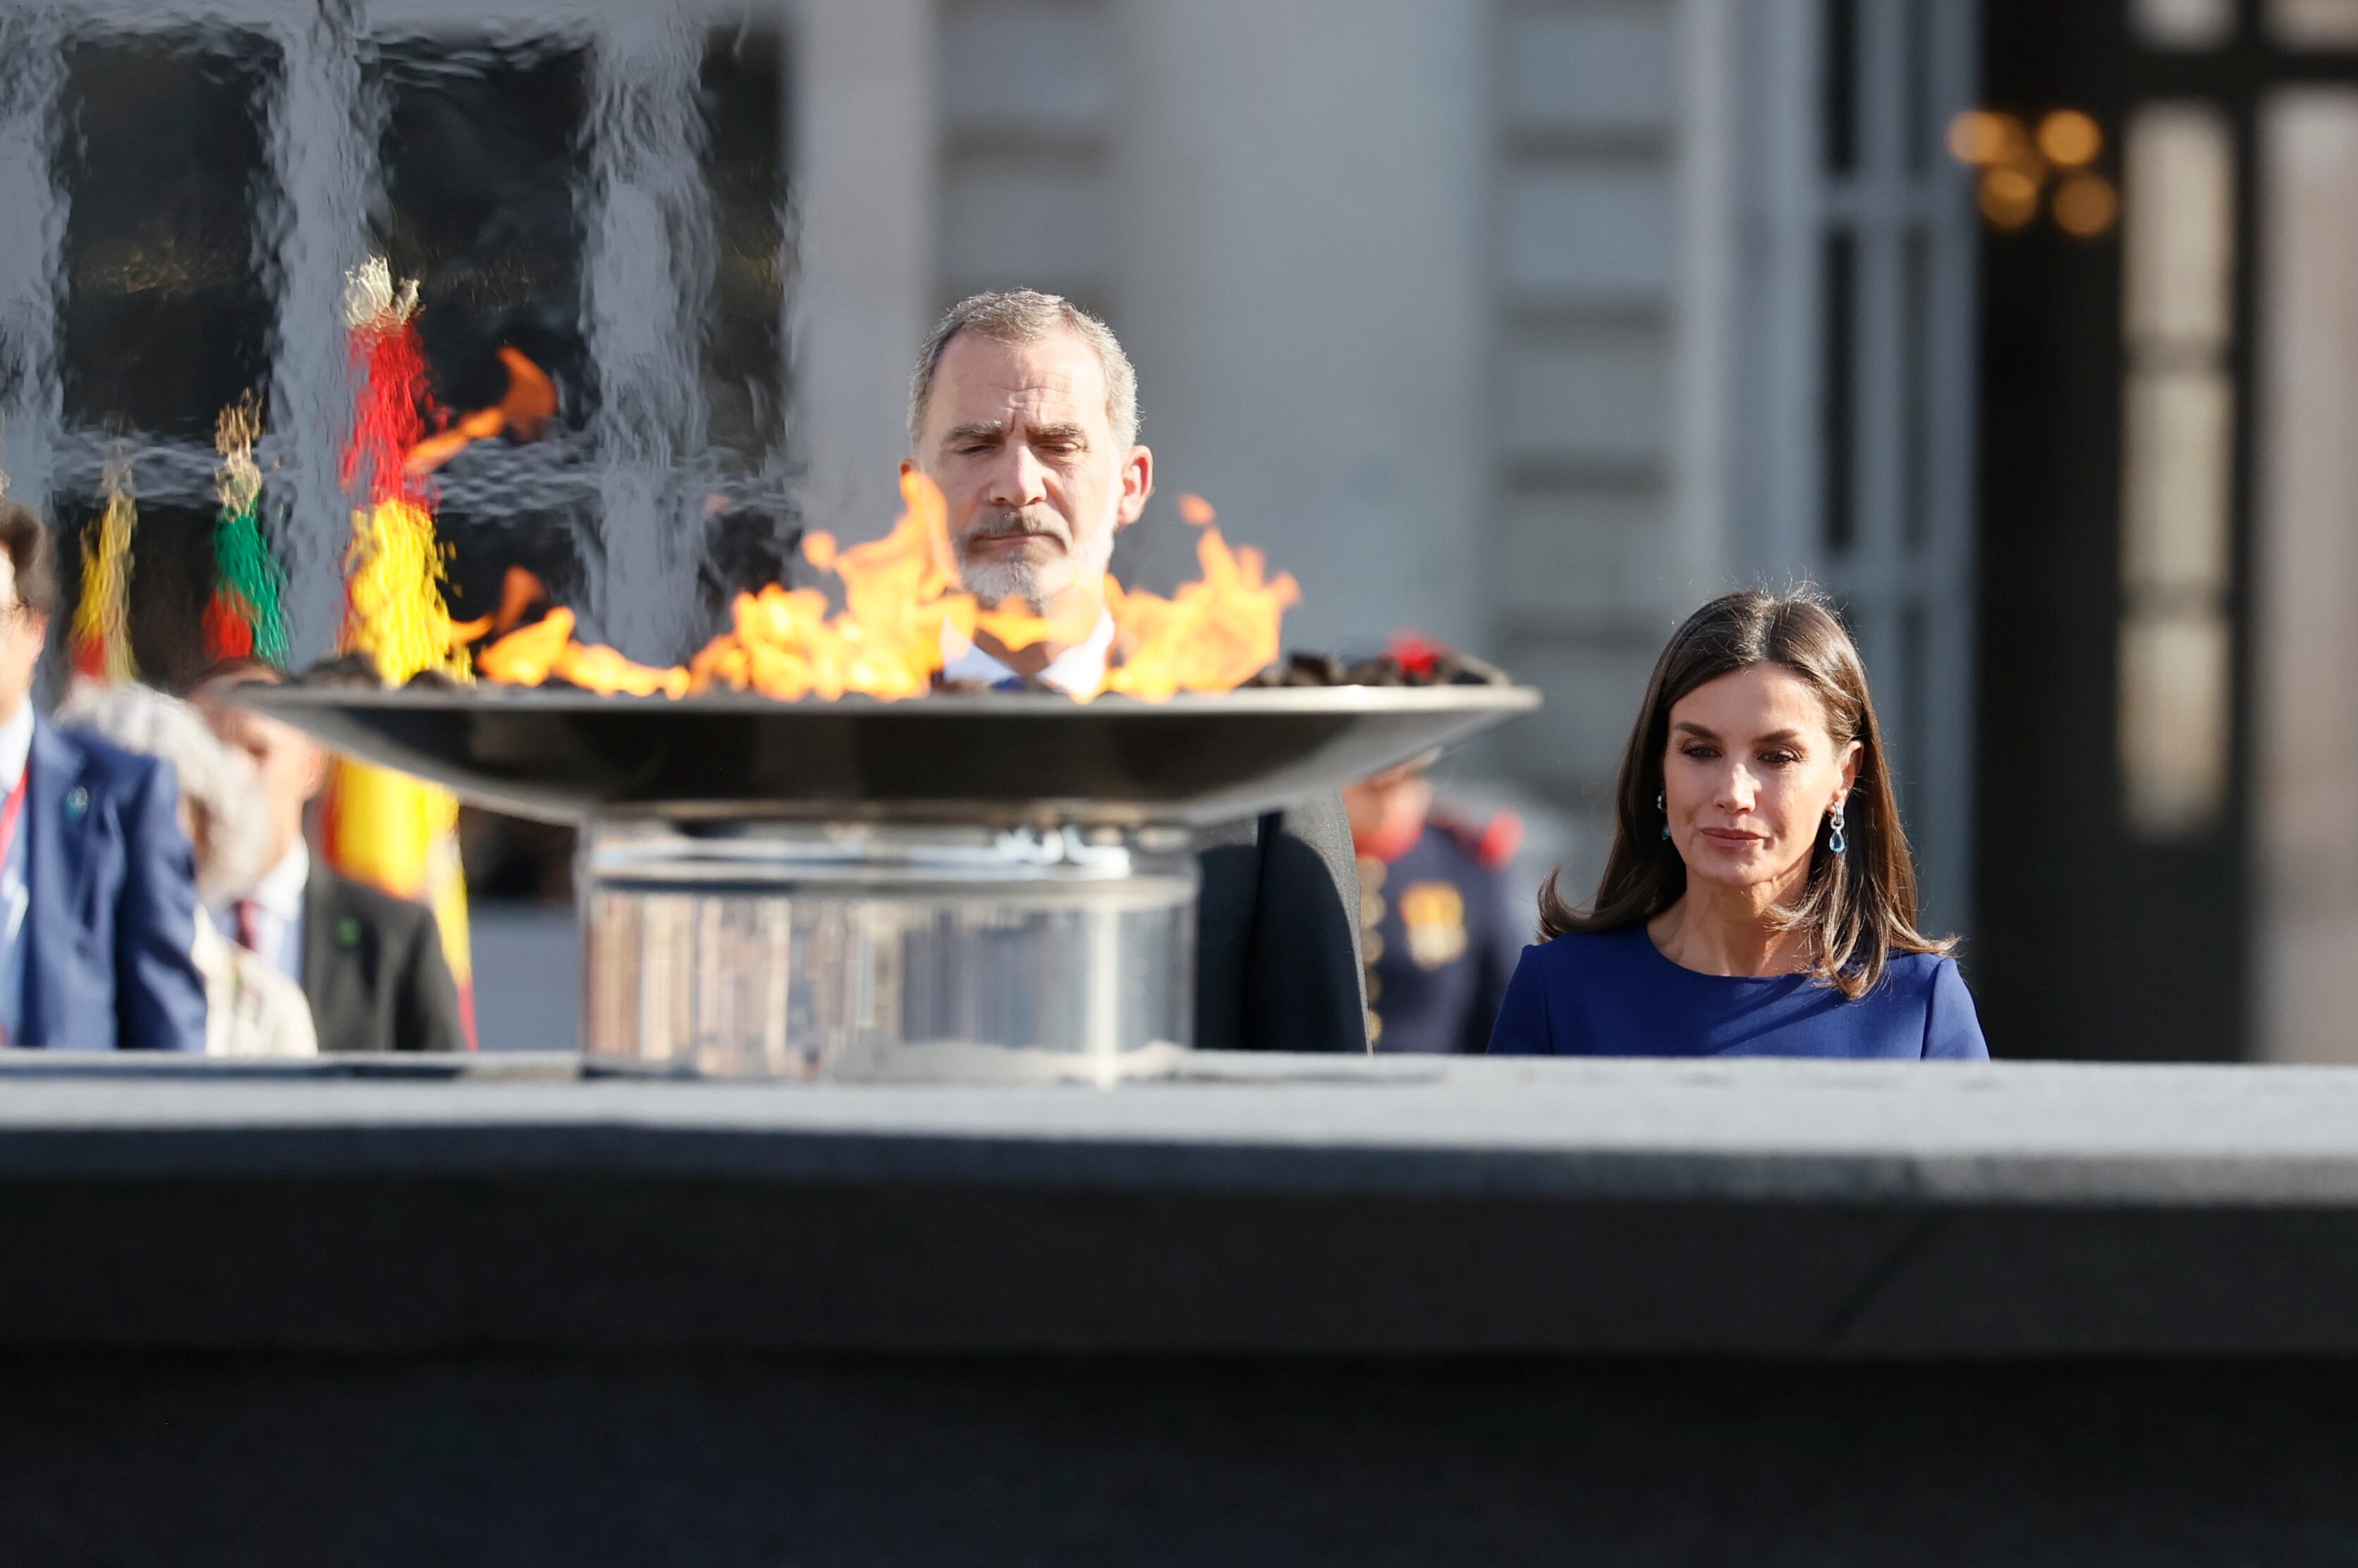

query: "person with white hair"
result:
(54, 679), (317, 1058)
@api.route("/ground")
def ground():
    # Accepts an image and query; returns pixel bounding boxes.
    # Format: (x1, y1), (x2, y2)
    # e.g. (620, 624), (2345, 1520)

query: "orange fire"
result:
(405, 348), (558, 477)
(472, 476), (1299, 702)
(1103, 494), (1299, 701)
(476, 606), (692, 698)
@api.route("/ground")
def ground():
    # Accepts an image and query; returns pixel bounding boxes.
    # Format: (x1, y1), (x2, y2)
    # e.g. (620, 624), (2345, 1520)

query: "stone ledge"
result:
(4, 1052), (2358, 1205)
(0, 1054), (2353, 1356)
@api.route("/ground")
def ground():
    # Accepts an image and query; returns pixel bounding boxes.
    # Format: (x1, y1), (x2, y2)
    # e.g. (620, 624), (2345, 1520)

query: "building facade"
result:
(792, 0), (1984, 938)
(46, 0), (2358, 1062)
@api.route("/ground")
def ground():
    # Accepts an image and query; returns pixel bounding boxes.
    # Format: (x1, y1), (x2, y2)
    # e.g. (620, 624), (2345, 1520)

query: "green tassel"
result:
(214, 501), (290, 667)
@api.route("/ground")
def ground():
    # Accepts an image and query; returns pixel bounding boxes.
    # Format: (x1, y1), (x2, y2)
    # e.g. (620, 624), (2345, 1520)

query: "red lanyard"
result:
(0, 765), (25, 874)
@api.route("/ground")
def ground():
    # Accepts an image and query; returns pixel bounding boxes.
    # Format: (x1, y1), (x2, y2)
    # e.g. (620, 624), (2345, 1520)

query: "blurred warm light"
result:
(2037, 109), (2105, 169)
(2053, 172), (2121, 237)
(1980, 167), (2043, 231)
(1948, 109), (2029, 166)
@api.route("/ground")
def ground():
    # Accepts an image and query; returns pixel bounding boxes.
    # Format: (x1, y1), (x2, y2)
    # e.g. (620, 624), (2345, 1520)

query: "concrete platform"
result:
(3, 1053), (2357, 1562)
(4, 1051), (2358, 1355)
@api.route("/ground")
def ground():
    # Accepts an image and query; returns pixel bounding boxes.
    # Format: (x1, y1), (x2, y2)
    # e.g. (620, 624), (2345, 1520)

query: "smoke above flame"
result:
(475, 477), (1300, 702)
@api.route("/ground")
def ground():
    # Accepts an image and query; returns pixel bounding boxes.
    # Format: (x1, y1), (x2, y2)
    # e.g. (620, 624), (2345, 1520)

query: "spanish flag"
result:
(322, 259), (477, 1048)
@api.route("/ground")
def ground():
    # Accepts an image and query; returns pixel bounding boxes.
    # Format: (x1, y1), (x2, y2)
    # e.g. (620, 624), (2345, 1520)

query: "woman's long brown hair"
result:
(1534, 588), (1953, 999)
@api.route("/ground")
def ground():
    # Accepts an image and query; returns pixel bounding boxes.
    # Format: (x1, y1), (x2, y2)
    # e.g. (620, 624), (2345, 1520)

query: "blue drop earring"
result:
(1827, 802), (1848, 855)
(1657, 791), (1670, 841)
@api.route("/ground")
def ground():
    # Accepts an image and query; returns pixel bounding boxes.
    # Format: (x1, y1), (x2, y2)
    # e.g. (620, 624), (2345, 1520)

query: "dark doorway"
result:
(1973, 0), (2358, 1062)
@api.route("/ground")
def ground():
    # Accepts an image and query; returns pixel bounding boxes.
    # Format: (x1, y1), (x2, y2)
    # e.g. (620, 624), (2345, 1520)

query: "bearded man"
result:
(903, 290), (1367, 1052)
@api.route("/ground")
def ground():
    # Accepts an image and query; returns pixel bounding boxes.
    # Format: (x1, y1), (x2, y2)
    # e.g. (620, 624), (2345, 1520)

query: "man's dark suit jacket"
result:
(16, 718), (207, 1051)
(1192, 791), (1367, 1053)
(302, 867), (468, 1054)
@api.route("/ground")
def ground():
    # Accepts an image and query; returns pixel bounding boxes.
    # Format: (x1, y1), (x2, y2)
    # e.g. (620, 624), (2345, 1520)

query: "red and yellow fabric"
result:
(68, 454), (138, 685)
(322, 259), (479, 1047)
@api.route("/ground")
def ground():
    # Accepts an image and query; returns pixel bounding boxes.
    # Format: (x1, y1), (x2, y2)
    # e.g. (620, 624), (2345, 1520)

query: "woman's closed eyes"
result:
(1677, 742), (1804, 768)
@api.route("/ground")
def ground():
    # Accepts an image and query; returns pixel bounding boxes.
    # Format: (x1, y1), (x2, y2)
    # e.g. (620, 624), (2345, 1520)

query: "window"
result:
(2117, 104), (2236, 838)
(2134, 0), (2236, 50)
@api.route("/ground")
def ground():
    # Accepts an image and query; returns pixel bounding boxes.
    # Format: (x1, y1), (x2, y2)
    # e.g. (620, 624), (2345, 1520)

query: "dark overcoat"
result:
(303, 866), (468, 1055)
(1192, 791), (1367, 1053)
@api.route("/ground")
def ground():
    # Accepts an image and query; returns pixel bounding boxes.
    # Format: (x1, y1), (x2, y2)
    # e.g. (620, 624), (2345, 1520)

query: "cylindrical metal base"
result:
(580, 821), (1197, 1079)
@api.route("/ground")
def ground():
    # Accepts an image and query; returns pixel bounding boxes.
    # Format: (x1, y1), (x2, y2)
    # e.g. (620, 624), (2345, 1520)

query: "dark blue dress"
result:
(1485, 924), (1989, 1060)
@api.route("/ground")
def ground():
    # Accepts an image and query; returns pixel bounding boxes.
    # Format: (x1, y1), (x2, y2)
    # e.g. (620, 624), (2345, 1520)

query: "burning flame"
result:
(477, 606), (690, 698)
(693, 472), (1075, 700)
(405, 348), (558, 477)
(482, 471), (982, 700)
(474, 479), (1299, 702)
(1101, 494), (1298, 701)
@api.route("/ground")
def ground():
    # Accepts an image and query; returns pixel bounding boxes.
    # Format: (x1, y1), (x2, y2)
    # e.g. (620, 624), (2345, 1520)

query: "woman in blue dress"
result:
(1488, 589), (1987, 1060)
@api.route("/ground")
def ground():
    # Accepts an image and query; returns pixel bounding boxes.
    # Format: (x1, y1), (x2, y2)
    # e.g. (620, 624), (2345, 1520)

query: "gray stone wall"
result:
(1489, 0), (1681, 816)
(894, 0), (1694, 874)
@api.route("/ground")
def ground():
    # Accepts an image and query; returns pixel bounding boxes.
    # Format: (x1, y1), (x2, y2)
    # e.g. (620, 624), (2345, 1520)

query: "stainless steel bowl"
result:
(233, 682), (1541, 826)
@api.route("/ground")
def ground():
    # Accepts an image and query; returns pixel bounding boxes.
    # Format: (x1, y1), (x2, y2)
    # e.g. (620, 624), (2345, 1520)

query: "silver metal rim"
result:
(240, 681), (1544, 719)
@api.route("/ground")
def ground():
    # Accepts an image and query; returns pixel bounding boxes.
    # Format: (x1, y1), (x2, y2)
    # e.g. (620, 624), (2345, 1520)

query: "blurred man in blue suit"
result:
(0, 500), (204, 1051)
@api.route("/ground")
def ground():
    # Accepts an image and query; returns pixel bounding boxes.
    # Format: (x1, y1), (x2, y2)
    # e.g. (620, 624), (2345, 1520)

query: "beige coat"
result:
(192, 919), (318, 1058)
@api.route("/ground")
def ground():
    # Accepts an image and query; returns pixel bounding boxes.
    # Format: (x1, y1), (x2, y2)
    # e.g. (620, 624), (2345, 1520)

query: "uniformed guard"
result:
(1343, 756), (1526, 1054)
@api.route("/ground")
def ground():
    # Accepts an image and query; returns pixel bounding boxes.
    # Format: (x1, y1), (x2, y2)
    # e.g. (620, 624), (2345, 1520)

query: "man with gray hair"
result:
(905, 289), (1367, 1051)
(906, 289), (1144, 686)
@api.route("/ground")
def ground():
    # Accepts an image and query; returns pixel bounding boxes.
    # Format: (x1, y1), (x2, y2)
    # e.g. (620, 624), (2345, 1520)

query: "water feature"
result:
(0, 0), (791, 677)
(265, 0), (384, 662)
(583, 8), (714, 660)
(0, 6), (67, 517)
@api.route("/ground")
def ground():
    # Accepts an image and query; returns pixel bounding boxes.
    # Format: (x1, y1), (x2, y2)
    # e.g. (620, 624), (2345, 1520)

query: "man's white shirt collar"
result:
(940, 612), (1116, 696)
(248, 840), (310, 921)
(0, 701), (32, 791)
